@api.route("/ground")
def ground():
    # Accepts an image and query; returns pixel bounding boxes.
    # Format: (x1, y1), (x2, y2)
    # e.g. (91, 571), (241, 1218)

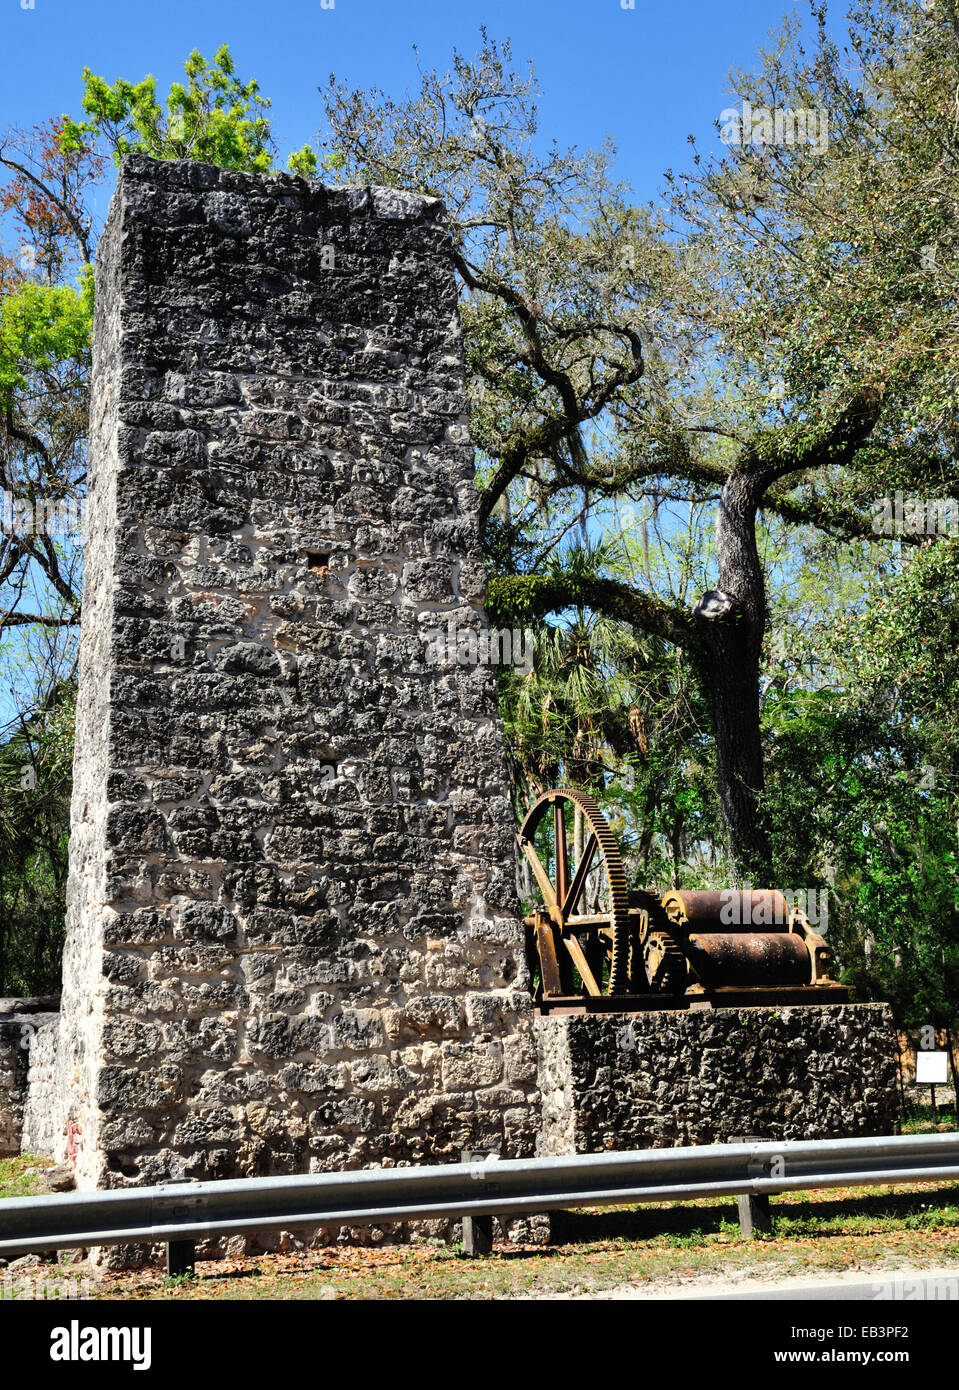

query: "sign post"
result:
(916, 1049), (949, 1123)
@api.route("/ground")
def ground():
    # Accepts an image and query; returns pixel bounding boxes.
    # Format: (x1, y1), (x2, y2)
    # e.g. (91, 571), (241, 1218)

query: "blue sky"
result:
(2, 0), (814, 212)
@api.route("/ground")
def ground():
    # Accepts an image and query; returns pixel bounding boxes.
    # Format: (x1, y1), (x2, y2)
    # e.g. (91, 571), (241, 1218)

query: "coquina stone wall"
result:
(0, 999), (60, 1157)
(0, 1019), (28, 1157)
(21, 1015), (60, 1158)
(54, 155), (539, 1196)
(536, 1003), (899, 1154)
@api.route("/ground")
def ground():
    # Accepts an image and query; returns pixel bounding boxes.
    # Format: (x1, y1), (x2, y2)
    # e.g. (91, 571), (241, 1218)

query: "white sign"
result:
(916, 1051), (949, 1085)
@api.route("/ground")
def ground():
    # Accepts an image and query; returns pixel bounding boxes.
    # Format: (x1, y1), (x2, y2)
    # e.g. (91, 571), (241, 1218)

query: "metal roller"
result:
(661, 889), (791, 932)
(685, 932), (812, 988)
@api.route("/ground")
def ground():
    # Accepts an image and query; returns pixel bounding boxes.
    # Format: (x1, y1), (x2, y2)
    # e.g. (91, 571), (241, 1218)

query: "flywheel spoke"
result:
(553, 800), (569, 907)
(562, 832), (598, 918)
(519, 839), (560, 920)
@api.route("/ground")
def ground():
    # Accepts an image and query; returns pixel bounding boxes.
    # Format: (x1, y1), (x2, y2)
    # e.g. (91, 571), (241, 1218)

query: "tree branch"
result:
(0, 146), (91, 265)
(0, 611), (77, 629)
(487, 570), (700, 653)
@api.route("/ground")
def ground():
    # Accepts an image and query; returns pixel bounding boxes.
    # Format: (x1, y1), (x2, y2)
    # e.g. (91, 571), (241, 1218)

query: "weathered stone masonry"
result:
(54, 155), (540, 1192)
(537, 1004), (899, 1155)
(0, 998), (59, 1157)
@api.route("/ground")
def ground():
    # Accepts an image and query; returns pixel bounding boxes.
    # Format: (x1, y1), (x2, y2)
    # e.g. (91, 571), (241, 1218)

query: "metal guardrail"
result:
(1, 1132), (957, 1262)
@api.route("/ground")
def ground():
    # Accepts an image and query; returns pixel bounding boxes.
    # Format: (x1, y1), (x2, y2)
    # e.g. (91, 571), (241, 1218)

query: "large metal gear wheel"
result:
(517, 788), (634, 997)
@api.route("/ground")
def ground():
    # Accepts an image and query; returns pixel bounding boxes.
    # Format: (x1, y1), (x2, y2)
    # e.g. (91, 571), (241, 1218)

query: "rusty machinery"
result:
(518, 788), (847, 1014)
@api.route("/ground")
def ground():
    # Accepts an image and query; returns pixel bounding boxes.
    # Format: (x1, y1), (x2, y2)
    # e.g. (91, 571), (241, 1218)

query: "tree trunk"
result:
(693, 470), (772, 883)
(670, 812), (684, 888)
(947, 1026), (959, 1120)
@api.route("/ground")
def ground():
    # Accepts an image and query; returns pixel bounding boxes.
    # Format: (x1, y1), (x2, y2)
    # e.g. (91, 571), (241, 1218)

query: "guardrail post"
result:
(460, 1148), (498, 1256)
(461, 1214), (494, 1256)
(736, 1191), (772, 1238)
(732, 1133), (774, 1239)
(165, 1239), (196, 1277)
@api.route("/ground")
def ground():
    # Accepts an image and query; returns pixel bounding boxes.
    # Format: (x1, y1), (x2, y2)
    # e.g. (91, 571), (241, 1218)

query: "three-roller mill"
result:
(517, 789), (847, 1014)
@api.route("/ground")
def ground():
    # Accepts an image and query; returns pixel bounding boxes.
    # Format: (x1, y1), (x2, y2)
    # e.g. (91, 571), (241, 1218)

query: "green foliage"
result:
(496, 539), (716, 887)
(287, 145), (319, 178)
(815, 541), (959, 1033)
(0, 268), (93, 411)
(0, 685), (74, 995)
(61, 45), (319, 177)
(760, 592), (959, 1035)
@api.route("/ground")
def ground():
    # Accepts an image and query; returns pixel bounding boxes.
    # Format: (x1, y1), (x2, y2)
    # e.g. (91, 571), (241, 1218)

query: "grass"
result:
(901, 1102), (958, 1134)
(0, 1155), (53, 1199)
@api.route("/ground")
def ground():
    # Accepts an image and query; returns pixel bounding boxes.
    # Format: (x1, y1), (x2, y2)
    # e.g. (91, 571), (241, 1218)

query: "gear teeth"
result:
(518, 788), (633, 996)
(643, 929), (686, 993)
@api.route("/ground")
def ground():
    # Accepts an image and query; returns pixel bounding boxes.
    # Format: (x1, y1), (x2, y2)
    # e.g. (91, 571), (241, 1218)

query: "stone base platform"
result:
(535, 1002), (899, 1154)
